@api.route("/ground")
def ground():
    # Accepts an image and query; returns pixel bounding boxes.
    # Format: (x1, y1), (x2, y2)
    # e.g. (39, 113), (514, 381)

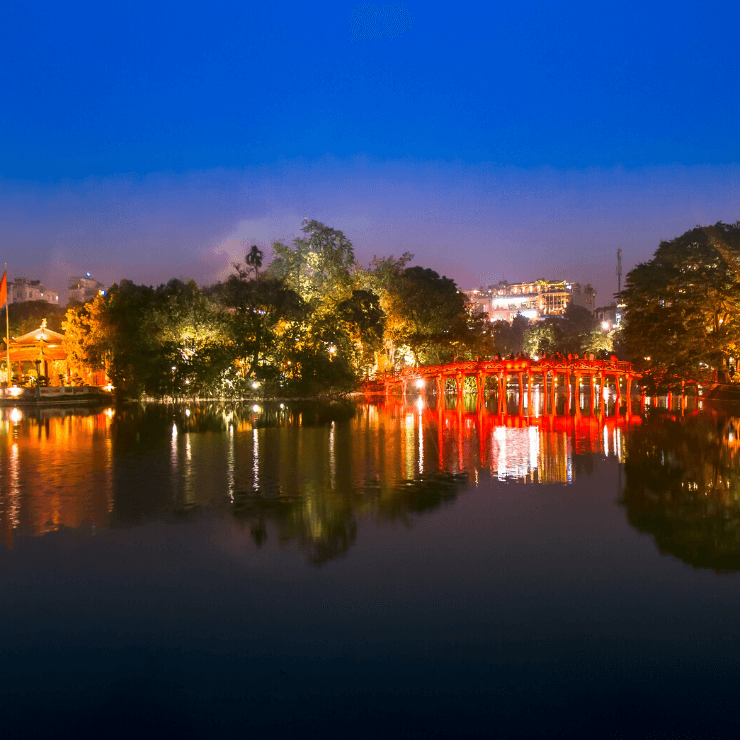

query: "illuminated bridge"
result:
(364, 356), (645, 415)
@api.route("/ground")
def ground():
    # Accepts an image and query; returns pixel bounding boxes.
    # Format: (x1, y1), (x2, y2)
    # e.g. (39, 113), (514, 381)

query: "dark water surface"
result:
(1, 399), (739, 738)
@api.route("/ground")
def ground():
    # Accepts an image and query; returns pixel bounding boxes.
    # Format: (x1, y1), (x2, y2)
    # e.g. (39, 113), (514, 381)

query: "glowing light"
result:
(9, 408), (22, 423)
(415, 378), (425, 388)
(601, 321), (611, 331)
(8, 386), (22, 397)
(105, 407), (114, 419)
(252, 404), (261, 413)
(252, 381), (259, 389)
(185, 408), (191, 417)
(416, 397), (424, 411)
(328, 344), (337, 355)
(104, 383), (113, 392)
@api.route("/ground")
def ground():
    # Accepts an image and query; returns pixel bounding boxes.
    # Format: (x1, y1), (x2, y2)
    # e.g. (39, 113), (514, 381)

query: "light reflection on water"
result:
(1, 399), (739, 569)
(1, 400), (740, 738)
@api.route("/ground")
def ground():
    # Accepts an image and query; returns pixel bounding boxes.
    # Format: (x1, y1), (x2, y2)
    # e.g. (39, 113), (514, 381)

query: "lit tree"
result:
(622, 222), (740, 381)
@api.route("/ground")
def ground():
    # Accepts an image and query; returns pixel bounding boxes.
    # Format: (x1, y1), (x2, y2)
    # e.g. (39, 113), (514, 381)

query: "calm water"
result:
(1, 397), (739, 738)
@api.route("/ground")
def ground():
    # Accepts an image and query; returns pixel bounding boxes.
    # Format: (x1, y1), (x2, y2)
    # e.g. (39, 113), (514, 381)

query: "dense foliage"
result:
(63, 220), (491, 397)
(622, 222), (740, 382)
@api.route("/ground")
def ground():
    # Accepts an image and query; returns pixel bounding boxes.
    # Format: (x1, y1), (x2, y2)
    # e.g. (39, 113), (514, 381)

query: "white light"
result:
(185, 408), (191, 417)
(252, 404), (261, 413)
(416, 378), (425, 388)
(8, 386), (22, 397)
(251, 381), (259, 389)
(9, 408), (22, 423)
(601, 321), (610, 331)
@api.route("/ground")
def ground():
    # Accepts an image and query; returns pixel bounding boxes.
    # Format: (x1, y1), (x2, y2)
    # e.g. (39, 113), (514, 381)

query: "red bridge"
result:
(364, 356), (643, 414)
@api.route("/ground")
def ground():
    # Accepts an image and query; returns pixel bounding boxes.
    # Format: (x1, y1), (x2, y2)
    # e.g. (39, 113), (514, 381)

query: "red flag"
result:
(0, 271), (6, 306)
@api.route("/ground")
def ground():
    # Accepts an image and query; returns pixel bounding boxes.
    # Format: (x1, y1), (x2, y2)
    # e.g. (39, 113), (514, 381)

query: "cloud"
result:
(1, 157), (738, 306)
(349, 3), (413, 41)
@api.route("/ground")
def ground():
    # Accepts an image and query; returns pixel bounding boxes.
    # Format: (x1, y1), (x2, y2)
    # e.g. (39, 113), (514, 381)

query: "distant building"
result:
(9, 277), (59, 305)
(464, 279), (595, 323)
(68, 273), (105, 304)
(594, 302), (623, 329)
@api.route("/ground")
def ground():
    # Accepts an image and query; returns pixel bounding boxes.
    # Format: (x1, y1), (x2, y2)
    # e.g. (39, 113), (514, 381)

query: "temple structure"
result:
(1, 320), (105, 386)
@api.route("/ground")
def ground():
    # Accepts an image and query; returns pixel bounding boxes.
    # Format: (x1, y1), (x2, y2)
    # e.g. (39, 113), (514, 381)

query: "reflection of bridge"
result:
(365, 357), (641, 415)
(370, 397), (641, 483)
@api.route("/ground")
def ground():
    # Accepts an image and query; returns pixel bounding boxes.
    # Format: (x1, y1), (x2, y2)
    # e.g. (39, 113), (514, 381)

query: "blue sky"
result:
(2, 0), (739, 303)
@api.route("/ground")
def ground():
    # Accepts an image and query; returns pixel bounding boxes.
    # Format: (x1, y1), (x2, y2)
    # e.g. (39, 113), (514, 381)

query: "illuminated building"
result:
(8, 277), (59, 305)
(464, 280), (596, 322)
(67, 273), (105, 304)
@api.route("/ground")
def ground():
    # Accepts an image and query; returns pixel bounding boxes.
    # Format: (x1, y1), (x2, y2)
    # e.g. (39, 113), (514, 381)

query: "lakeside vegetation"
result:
(7, 220), (738, 398)
(58, 219), (614, 399)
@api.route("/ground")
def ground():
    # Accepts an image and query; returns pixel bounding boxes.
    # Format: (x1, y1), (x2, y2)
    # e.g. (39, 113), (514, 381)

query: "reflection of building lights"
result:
(105, 408), (114, 419)
(416, 397), (424, 411)
(9, 408), (22, 423)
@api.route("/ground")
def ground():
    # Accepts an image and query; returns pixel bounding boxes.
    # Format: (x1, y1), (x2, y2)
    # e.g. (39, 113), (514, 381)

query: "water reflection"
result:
(621, 410), (740, 571)
(0, 399), (642, 564)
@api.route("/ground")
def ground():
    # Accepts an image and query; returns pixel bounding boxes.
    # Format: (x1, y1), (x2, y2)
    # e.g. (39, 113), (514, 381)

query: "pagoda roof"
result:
(13, 325), (65, 346)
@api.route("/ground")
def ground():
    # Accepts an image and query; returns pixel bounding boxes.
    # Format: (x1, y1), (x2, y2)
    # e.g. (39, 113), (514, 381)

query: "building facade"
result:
(464, 280), (596, 323)
(8, 277), (59, 305)
(68, 274), (105, 304)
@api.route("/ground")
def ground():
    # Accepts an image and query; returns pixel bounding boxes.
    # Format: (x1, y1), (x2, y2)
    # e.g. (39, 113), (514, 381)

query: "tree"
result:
(268, 220), (356, 303)
(622, 222), (740, 381)
(492, 315), (529, 356)
(388, 266), (469, 365)
(523, 322), (560, 356)
(245, 244), (264, 279)
(2, 301), (65, 337)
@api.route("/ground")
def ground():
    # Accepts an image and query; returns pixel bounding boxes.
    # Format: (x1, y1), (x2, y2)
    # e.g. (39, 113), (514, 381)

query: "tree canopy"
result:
(57, 220), (489, 397)
(622, 222), (740, 381)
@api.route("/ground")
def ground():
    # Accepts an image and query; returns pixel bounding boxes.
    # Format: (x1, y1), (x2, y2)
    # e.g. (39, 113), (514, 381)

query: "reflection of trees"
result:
(230, 472), (468, 566)
(621, 412), (740, 571)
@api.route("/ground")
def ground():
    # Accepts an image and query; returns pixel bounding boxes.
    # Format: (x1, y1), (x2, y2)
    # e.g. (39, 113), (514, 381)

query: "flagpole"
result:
(4, 264), (9, 386)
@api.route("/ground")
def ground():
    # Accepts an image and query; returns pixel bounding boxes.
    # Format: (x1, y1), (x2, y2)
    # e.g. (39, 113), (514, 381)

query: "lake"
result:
(1, 396), (739, 738)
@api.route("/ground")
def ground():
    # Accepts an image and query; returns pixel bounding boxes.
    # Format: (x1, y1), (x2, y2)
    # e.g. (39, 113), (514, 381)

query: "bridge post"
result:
(436, 375), (445, 410)
(527, 371), (533, 415)
(498, 372), (506, 415)
(614, 372), (621, 409)
(598, 371), (605, 416)
(549, 370), (556, 415)
(564, 370), (571, 415)
(589, 373), (595, 415)
(518, 372), (524, 415)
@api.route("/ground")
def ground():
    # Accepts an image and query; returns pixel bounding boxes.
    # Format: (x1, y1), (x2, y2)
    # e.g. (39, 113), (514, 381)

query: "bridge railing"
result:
(365, 357), (638, 386)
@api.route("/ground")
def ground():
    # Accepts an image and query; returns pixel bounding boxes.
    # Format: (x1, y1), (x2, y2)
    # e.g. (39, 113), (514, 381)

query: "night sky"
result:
(2, 0), (739, 304)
